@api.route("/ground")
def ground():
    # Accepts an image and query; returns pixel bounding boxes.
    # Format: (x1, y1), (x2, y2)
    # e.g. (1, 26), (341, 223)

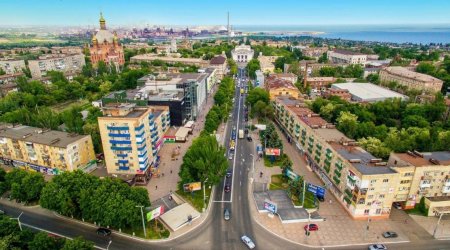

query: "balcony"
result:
(445, 179), (450, 187)
(324, 158), (331, 167)
(345, 188), (353, 198)
(111, 146), (132, 151)
(442, 186), (450, 193)
(107, 126), (129, 131)
(333, 176), (341, 185)
(315, 155), (321, 163)
(335, 162), (343, 171)
(419, 180), (431, 188)
(334, 169), (342, 178)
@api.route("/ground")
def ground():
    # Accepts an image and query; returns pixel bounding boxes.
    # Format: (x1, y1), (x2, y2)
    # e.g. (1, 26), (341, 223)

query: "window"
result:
(368, 195), (374, 199)
(376, 209), (381, 214)
(379, 194), (385, 198)
(383, 179), (389, 183)
(400, 180), (411, 184)
(364, 209), (370, 215)
(370, 180), (377, 184)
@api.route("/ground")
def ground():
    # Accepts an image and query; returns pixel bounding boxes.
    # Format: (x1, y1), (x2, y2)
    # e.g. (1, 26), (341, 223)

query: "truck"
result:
(238, 129), (244, 139)
(240, 88), (244, 95)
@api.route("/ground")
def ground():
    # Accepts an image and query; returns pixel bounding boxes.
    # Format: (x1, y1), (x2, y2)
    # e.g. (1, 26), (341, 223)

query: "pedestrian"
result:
(170, 170), (173, 174)
(155, 185), (158, 190)
(405, 219), (408, 224)
(162, 173), (165, 177)
(329, 199), (332, 204)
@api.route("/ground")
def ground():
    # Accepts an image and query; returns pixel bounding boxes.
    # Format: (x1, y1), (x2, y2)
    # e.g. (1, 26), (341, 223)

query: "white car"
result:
(368, 244), (387, 250)
(241, 235), (255, 249)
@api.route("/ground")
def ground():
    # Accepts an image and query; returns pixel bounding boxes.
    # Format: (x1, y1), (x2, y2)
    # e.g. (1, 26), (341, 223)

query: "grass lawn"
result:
(176, 187), (212, 212)
(405, 206), (427, 216)
(269, 174), (289, 190)
(121, 219), (170, 239)
(50, 99), (90, 112)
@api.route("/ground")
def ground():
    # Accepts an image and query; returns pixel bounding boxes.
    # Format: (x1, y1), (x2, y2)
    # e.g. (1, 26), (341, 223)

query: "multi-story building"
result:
(0, 123), (96, 174)
(388, 151), (450, 214)
(231, 44), (254, 66)
(273, 97), (400, 219)
(327, 49), (367, 65)
(323, 88), (352, 101)
(265, 75), (301, 100)
(209, 55), (227, 80)
(98, 103), (170, 184)
(0, 59), (26, 74)
(270, 73), (298, 84)
(304, 76), (336, 90)
(255, 70), (265, 88)
(50, 46), (83, 55)
(292, 46), (328, 58)
(258, 55), (279, 73)
(379, 66), (443, 93)
(28, 54), (85, 79)
(89, 13), (125, 68)
(131, 54), (209, 68)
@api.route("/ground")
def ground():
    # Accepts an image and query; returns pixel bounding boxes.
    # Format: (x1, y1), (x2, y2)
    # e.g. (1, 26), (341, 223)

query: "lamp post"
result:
(107, 240), (112, 250)
(433, 212), (444, 238)
(136, 205), (147, 238)
(203, 178), (209, 213)
(10, 212), (23, 231)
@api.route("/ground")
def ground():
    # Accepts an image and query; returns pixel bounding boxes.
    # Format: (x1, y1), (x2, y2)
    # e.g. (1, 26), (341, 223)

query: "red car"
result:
(304, 224), (319, 231)
(225, 184), (231, 192)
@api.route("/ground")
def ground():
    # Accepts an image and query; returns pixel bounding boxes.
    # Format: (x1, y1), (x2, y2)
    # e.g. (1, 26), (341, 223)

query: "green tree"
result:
(28, 231), (65, 250)
(62, 237), (94, 250)
(61, 106), (85, 134)
(246, 59), (261, 79)
(357, 137), (391, 159)
(336, 111), (359, 139)
(246, 88), (270, 107)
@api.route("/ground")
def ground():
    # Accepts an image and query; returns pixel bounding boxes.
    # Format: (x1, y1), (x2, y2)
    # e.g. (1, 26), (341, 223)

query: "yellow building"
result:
(266, 75), (302, 100)
(98, 103), (170, 184)
(274, 97), (400, 219)
(379, 66), (443, 93)
(0, 123), (96, 174)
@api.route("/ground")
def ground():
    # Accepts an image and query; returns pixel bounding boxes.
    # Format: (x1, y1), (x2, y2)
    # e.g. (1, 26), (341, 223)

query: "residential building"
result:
(231, 44), (254, 65)
(292, 46), (328, 58)
(388, 151), (450, 214)
(327, 49), (367, 65)
(131, 54), (209, 68)
(28, 54), (85, 79)
(258, 55), (279, 73)
(274, 97), (400, 219)
(98, 103), (170, 183)
(0, 59), (26, 74)
(209, 55), (227, 79)
(89, 13), (125, 68)
(331, 82), (408, 102)
(323, 88), (352, 101)
(265, 75), (301, 100)
(0, 123), (96, 175)
(304, 76), (336, 90)
(379, 66), (444, 93)
(50, 46), (83, 55)
(270, 73), (298, 84)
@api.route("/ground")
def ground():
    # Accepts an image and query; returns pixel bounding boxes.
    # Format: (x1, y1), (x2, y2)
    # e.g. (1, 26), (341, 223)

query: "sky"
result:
(1, 0), (450, 27)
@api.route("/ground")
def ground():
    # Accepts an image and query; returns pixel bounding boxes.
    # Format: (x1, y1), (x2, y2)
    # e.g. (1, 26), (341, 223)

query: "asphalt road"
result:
(1, 69), (450, 250)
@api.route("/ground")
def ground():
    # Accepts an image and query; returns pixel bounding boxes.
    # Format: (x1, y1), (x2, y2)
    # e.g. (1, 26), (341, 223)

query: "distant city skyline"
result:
(1, 0), (450, 27)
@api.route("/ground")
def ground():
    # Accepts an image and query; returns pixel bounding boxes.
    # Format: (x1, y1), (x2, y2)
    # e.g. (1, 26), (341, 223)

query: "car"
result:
(241, 235), (256, 249)
(247, 136), (253, 142)
(233, 126), (236, 131)
(228, 153), (233, 160)
(393, 202), (402, 209)
(96, 227), (111, 236)
(382, 231), (398, 238)
(226, 170), (232, 178)
(244, 129), (248, 134)
(224, 208), (231, 221)
(368, 244), (387, 250)
(225, 184), (231, 192)
(316, 196), (325, 202)
(245, 118), (248, 122)
(304, 224), (319, 231)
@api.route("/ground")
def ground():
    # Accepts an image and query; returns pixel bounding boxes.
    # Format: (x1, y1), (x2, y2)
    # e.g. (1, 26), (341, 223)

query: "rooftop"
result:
(306, 77), (335, 82)
(0, 123), (88, 148)
(331, 49), (365, 56)
(131, 54), (207, 64)
(330, 142), (396, 175)
(383, 66), (443, 83)
(266, 75), (297, 90)
(393, 151), (450, 167)
(331, 82), (408, 102)
(210, 55), (226, 65)
(138, 72), (208, 86)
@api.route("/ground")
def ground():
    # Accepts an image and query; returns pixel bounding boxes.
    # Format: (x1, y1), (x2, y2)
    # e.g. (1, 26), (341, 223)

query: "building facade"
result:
(131, 54), (209, 68)
(265, 75), (301, 100)
(379, 66), (444, 93)
(98, 103), (170, 183)
(89, 13), (125, 68)
(231, 45), (254, 65)
(327, 49), (367, 65)
(0, 124), (96, 174)
(0, 59), (26, 74)
(258, 55), (279, 73)
(209, 55), (227, 80)
(28, 54), (85, 79)
(304, 76), (336, 90)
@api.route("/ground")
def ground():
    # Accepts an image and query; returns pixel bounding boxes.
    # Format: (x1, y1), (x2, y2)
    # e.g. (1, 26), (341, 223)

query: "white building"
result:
(0, 59), (26, 74)
(28, 54), (85, 79)
(327, 49), (367, 65)
(231, 45), (254, 66)
(255, 70), (264, 88)
(331, 82), (408, 102)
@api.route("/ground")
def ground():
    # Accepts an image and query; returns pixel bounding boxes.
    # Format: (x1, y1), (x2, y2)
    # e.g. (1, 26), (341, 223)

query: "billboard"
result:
(307, 183), (326, 197)
(285, 169), (300, 180)
(264, 199), (277, 213)
(183, 182), (202, 192)
(265, 148), (281, 156)
(147, 206), (164, 221)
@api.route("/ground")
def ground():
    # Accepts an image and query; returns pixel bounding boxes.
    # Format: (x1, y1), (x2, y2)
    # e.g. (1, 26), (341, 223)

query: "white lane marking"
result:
(240, 181), (242, 186)
(230, 79), (242, 203)
(239, 196), (241, 201)
(212, 200), (233, 203)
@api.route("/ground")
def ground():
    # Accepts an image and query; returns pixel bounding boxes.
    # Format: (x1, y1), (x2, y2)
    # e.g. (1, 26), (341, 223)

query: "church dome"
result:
(95, 29), (115, 44)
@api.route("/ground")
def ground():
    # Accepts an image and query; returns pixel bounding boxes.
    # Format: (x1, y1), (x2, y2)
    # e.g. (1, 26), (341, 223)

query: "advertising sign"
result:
(263, 199), (277, 213)
(146, 206), (164, 221)
(307, 183), (326, 197)
(285, 169), (300, 180)
(265, 148), (281, 156)
(183, 182), (202, 192)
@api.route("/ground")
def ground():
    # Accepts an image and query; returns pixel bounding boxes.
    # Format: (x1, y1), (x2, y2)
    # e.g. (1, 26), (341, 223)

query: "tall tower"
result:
(99, 12), (106, 30)
(227, 12), (230, 43)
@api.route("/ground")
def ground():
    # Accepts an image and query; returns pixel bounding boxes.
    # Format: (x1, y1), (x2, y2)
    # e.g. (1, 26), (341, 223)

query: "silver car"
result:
(241, 235), (255, 249)
(368, 244), (387, 250)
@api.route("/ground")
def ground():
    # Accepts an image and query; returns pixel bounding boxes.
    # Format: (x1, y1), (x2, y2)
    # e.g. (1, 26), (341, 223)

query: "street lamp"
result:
(433, 211), (444, 238)
(136, 205), (147, 238)
(10, 212), (23, 231)
(203, 178), (209, 213)
(107, 240), (112, 250)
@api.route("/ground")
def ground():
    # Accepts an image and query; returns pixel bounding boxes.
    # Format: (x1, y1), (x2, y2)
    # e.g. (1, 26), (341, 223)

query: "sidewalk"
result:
(249, 122), (411, 247)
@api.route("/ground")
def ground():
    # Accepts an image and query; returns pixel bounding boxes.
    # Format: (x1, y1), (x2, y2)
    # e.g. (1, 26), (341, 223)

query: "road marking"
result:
(239, 196), (241, 201)
(240, 181), (242, 186)
(212, 200), (233, 203)
(230, 78), (242, 204)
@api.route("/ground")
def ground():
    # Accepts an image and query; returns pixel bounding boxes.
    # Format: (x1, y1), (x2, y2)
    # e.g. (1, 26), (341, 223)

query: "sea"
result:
(234, 24), (450, 44)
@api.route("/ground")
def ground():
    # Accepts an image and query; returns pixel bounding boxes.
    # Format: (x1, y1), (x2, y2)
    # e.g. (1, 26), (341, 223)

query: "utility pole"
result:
(203, 178), (209, 213)
(227, 12), (230, 43)
(302, 180), (306, 207)
(136, 205), (147, 238)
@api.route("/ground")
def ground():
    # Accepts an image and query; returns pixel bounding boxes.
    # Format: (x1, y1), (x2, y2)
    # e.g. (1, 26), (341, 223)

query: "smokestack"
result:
(227, 12), (230, 43)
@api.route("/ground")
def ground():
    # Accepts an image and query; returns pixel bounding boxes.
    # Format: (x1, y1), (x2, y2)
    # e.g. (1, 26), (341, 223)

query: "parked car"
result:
(247, 136), (253, 142)
(224, 208), (231, 221)
(228, 153), (234, 160)
(382, 231), (398, 238)
(393, 202), (402, 209)
(316, 196), (325, 202)
(226, 170), (232, 178)
(241, 235), (256, 249)
(225, 184), (231, 192)
(304, 224), (319, 231)
(96, 227), (111, 236)
(368, 244), (387, 250)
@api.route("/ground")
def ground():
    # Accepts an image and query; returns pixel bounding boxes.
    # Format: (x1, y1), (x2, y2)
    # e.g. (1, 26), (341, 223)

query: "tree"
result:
(179, 135), (228, 187)
(61, 106), (85, 134)
(318, 52), (328, 63)
(228, 59), (238, 76)
(416, 62), (436, 75)
(28, 232), (65, 250)
(358, 137), (391, 159)
(62, 237), (94, 250)
(246, 59), (261, 79)
(336, 111), (359, 139)
(246, 88), (270, 107)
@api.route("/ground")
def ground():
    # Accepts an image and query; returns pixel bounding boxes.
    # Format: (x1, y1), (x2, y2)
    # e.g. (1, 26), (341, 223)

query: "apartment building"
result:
(379, 66), (443, 93)
(304, 76), (336, 90)
(130, 54), (209, 68)
(209, 55), (227, 80)
(0, 123), (96, 175)
(0, 59), (26, 74)
(98, 103), (170, 183)
(327, 49), (367, 65)
(28, 54), (85, 79)
(292, 46), (328, 58)
(258, 55), (279, 73)
(265, 75), (302, 100)
(273, 97), (400, 219)
(389, 151), (450, 214)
